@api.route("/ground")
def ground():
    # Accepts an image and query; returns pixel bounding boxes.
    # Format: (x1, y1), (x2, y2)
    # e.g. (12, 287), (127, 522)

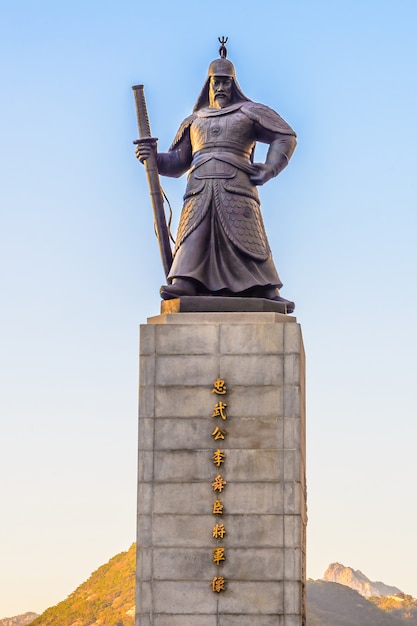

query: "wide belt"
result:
(193, 143), (253, 159)
(190, 151), (255, 176)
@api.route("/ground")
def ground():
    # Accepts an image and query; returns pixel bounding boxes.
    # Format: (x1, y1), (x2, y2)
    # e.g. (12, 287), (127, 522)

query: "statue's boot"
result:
(263, 287), (295, 314)
(160, 278), (198, 300)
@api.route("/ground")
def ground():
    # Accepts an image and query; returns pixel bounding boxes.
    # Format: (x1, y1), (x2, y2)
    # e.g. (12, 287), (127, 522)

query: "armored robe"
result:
(156, 100), (296, 295)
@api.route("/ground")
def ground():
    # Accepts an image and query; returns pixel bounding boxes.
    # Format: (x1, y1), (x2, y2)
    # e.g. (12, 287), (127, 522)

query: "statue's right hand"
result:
(134, 139), (156, 164)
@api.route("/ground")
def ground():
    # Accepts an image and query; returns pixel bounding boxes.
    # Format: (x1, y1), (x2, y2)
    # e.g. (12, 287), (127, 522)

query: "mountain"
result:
(369, 594), (417, 625)
(0, 616), (39, 626)
(307, 581), (406, 626)
(6, 551), (417, 626)
(28, 543), (135, 626)
(322, 562), (402, 598)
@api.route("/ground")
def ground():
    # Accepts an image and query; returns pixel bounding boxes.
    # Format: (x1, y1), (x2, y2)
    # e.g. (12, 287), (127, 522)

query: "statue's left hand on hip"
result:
(249, 163), (274, 186)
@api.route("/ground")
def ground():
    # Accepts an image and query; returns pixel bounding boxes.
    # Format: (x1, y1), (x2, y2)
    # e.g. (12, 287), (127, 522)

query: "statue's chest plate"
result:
(190, 111), (255, 154)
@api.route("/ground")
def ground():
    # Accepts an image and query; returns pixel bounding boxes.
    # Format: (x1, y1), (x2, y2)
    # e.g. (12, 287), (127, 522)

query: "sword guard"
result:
(133, 137), (158, 145)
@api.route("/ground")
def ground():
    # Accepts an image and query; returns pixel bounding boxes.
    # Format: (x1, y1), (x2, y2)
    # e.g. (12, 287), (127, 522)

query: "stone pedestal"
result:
(136, 311), (306, 626)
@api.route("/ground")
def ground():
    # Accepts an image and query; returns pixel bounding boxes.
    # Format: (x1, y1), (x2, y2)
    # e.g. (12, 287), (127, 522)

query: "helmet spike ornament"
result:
(218, 36), (228, 59)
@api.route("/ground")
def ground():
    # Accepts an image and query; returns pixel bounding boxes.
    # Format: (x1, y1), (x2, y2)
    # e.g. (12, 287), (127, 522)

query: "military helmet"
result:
(207, 58), (236, 79)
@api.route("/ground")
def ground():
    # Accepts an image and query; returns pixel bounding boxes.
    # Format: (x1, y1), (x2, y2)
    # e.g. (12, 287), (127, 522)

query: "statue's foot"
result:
(160, 278), (198, 300)
(263, 287), (295, 313)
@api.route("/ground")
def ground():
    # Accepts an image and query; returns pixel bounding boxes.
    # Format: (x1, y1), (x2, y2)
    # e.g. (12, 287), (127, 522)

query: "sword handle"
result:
(132, 84), (152, 139)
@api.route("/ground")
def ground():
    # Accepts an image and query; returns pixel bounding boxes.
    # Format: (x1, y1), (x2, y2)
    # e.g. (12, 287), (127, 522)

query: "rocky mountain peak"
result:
(322, 562), (402, 598)
(0, 614), (39, 626)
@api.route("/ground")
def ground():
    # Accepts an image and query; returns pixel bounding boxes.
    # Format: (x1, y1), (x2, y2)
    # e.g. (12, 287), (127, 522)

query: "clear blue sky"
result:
(1, 0), (417, 618)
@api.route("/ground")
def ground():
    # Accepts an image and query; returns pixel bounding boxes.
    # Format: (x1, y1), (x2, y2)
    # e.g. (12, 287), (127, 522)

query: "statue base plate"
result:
(161, 296), (289, 314)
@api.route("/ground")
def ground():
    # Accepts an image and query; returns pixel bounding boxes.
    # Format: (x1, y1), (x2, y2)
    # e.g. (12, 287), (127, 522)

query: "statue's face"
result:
(209, 76), (233, 108)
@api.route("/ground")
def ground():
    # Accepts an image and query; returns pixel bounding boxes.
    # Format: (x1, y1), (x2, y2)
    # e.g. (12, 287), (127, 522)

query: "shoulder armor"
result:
(241, 102), (296, 136)
(169, 114), (197, 151)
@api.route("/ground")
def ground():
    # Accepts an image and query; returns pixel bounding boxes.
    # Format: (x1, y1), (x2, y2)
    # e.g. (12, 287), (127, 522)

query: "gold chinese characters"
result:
(213, 499), (224, 515)
(212, 523), (226, 538)
(212, 401), (227, 420)
(213, 547), (225, 565)
(212, 474), (227, 492)
(210, 378), (228, 593)
(212, 378), (227, 395)
(212, 426), (227, 440)
(211, 576), (226, 593)
(212, 449), (226, 467)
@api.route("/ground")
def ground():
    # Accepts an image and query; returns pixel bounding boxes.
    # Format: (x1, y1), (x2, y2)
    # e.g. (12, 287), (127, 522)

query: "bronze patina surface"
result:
(160, 296), (290, 315)
(135, 39), (296, 312)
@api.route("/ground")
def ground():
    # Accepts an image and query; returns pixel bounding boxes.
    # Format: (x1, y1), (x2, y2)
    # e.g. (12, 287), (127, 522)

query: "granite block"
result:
(284, 581), (302, 614)
(137, 581), (152, 613)
(153, 409), (286, 450)
(148, 312), (290, 325)
(138, 451), (154, 482)
(284, 323), (301, 353)
(152, 581), (216, 613)
(284, 354), (301, 385)
(155, 324), (219, 355)
(220, 354), (284, 386)
(153, 483), (212, 514)
(138, 418), (154, 451)
(136, 547), (152, 579)
(283, 387), (300, 418)
(283, 449), (303, 482)
(152, 514), (213, 547)
(154, 387), (213, 418)
(154, 618), (216, 626)
(153, 450), (213, 482)
(219, 616), (284, 626)
(284, 548), (302, 580)
(140, 324), (155, 356)
(153, 547), (212, 579)
(138, 386), (155, 419)
(226, 386), (283, 419)
(218, 514), (284, 547)
(135, 614), (151, 626)
(153, 418), (213, 450)
(218, 581), (284, 614)
(137, 483), (153, 515)
(282, 617), (303, 626)
(225, 449), (284, 482)
(283, 482), (304, 515)
(137, 515), (152, 548)
(225, 417), (284, 450)
(219, 323), (284, 354)
(139, 355), (156, 387)
(225, 483), (284, 514)
(221, 547), (284, 580)
(284, 516), (303, 548)
(154, 481), (296, 517)
(284, 417), (301, 450)
(152, 513), (285, 548)
(155, 355), (219, 386)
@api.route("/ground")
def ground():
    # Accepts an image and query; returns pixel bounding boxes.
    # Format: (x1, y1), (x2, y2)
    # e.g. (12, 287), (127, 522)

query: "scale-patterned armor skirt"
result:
(168, 167), (282, 293)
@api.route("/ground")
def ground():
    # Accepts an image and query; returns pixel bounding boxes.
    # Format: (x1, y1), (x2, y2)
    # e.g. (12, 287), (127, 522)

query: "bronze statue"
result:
(135, 39), (297, 311)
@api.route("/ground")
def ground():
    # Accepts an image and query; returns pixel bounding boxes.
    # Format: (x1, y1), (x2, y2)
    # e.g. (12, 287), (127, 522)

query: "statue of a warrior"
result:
(135, 42), (297, 311)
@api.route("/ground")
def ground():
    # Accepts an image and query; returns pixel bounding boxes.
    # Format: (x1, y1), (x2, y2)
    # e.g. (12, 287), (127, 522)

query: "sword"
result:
(132, 84), (173, 278)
